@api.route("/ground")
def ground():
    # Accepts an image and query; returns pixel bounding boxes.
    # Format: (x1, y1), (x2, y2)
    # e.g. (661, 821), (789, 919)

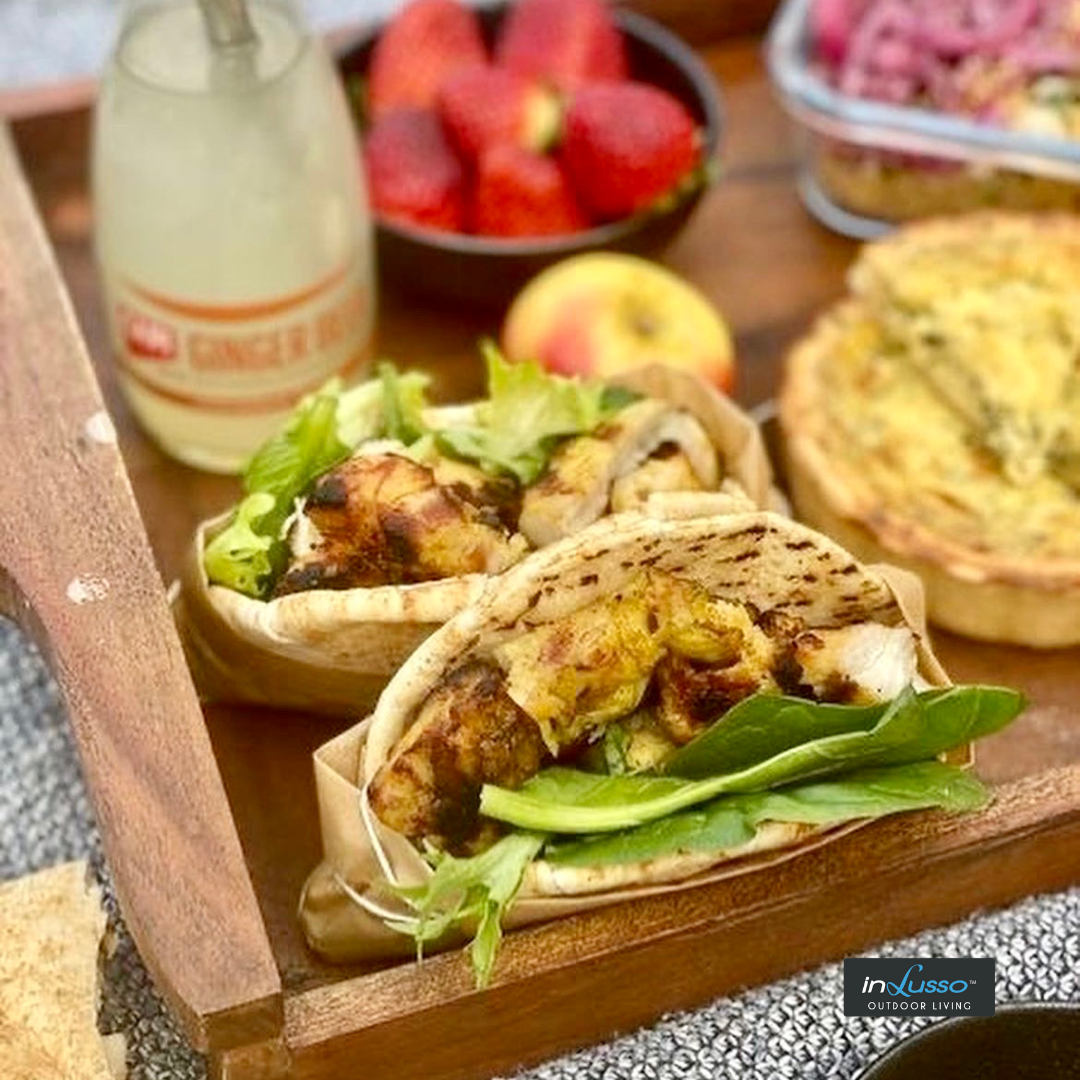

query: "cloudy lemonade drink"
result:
(93, 0), (374, 472)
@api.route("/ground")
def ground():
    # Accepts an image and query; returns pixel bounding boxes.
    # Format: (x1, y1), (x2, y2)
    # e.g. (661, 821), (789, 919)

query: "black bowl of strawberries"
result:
(340, 0), (723, 308)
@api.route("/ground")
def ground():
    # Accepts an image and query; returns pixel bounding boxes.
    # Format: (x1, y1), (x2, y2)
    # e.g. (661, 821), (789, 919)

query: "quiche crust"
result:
(781, 225), (1080, 648)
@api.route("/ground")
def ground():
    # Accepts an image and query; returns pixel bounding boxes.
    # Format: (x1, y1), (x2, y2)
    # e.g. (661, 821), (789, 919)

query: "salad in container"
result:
(768, 0), (1080, 237)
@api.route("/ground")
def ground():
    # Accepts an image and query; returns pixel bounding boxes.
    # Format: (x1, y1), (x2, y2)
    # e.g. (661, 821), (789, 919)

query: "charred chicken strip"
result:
(654, 651), (773, 745)
(275, 453), (527, 595)
(518, 401), (720, 546)
(495, 573), (777, 753)
(368, 660), (548, 854)
(655, 613), (919, 738)
(429, 454), (521, 527)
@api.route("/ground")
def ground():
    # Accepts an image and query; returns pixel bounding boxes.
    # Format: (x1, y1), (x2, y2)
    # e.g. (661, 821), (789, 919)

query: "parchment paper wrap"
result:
(175, 365), (778, 717)
(298, 510), (956, 963)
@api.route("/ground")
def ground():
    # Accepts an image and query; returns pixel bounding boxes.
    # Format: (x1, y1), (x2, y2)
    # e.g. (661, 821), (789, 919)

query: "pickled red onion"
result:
(812, 0), (1080, 111)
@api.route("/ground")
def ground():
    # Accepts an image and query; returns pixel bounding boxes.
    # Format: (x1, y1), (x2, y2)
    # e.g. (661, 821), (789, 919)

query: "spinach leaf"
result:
(480, 686), (1023, 834)
(665, 693), (889, 779)
(544, 761), (988, 868)
(547, 805), (754, 869)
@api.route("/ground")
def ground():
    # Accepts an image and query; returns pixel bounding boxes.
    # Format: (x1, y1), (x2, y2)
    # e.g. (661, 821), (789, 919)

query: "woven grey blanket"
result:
(2, 618), (1077, 1080)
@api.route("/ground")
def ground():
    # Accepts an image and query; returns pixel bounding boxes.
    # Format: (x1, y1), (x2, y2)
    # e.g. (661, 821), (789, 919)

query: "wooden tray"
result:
(4, 22), (1080, 1080)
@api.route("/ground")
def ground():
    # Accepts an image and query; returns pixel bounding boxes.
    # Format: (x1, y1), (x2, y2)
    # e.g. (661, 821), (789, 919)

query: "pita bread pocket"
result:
(177, 355), (776, 717)
(299, 509), (1023, 985)
(0, 861), (126, 1080)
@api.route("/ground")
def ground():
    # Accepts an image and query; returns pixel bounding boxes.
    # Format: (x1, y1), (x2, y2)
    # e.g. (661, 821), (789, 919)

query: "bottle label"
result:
(104, 254), (373, 414)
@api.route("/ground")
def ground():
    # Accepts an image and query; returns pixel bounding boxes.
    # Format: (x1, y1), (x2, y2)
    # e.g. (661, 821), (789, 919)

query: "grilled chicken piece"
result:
(368, 661), (548, 854)
(274, 452), (527, 595)
(654, 611), (918, 740)
(618, 709), (681, 772)
(518, 400), (720, 546)
(610, 447), (706, 513)
(793, 623), (917, 704)
(653, 602), (781, 744)
(430, 454), (521, 527)
(654, 655), (769, 746)
(496, 581), (665, 754)
(496, 572), (777, 753)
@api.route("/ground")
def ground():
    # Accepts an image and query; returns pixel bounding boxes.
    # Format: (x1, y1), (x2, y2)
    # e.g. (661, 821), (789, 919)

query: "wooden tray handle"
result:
(0, 123), (282, 1055)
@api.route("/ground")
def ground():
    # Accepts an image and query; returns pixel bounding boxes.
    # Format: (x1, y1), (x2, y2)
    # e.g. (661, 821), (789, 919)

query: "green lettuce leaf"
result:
(203, 369), (430, 597)
(335, 369), (431, 449)
(545, 761), (989, 867)
(480, 686), (1024, 834)
(242, 381), (349, 504)
(435, 342), (618, 485)
(390, 832), (545, 988)
(378, 361), (430, 444)
(201, 492), (277, 596)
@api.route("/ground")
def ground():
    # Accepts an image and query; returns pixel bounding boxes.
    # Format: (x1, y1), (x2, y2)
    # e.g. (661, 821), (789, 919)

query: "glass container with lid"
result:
(767, 0), (1080, 238)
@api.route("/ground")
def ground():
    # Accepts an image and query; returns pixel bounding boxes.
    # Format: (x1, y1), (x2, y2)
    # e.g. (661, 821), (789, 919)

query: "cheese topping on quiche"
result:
(848, 219), (1080, 487)
(807, 301), (1080, 562)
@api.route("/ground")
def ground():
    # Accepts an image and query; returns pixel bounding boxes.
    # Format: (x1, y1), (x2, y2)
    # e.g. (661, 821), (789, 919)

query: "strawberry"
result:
(437, 65), (561, 163)
(472, 145), (589, 238)
(560, 81), (700, 219)
(364, 109), (467, 232)
(367, 0), (487, 121)
(494, 0), (628, 90)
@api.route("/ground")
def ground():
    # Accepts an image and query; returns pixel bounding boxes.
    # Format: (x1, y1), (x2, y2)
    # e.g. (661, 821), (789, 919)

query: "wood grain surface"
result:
(7, 28), (1080, 1080)
(0, 122), (282, 1053)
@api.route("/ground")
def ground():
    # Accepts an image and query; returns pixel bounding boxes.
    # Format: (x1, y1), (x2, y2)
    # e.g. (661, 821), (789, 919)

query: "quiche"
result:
(780, 213), (1080, 647)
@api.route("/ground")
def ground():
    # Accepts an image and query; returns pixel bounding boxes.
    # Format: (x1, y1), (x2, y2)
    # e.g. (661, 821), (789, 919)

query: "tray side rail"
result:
(0, 121), (282, 1055)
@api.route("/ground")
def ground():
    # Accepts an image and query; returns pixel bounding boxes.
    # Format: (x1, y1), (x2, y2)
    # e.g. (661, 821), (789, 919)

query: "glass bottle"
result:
(92, 0), (376, 473)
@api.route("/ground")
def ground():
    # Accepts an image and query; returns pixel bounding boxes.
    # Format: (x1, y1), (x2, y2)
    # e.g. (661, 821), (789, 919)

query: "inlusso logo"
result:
(869, 963), (969, 997)
(844, 957), (995, 1017)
